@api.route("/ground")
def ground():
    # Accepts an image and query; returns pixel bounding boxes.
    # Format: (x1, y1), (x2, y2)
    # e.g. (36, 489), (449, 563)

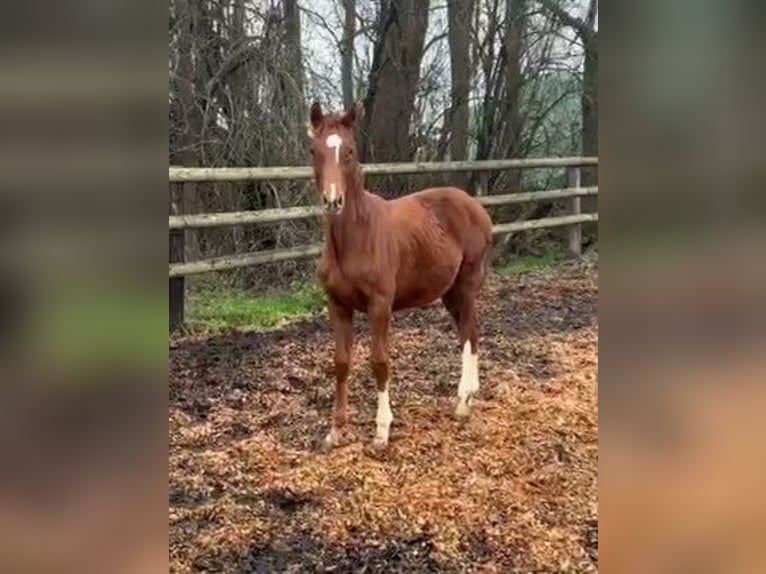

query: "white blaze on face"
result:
(327, 182), (338, 203)
(325, 133), (342, 164)
(456, 340), (479, 416)
(323, 133), (344, 208)
(376, 388), (393, 444)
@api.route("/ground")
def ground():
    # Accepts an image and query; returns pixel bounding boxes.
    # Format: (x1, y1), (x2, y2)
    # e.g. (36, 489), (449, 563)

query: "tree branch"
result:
(204, 41), (259, 96)
(537, 0), (590, 39)
(585, 0), (598, 31)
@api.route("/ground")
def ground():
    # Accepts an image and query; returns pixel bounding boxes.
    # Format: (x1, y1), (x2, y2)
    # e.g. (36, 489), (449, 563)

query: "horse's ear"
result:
(309, 101), (324, 132)
(342, 102), (362, 127)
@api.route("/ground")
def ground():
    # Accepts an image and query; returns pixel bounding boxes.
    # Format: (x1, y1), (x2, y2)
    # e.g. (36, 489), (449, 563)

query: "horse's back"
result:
(381, 187), (492, 310)
(393, 186), (492, 260)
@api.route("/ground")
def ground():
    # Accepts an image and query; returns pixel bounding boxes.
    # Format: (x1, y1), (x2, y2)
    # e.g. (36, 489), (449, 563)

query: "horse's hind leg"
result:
(368, 295), (394, 449)
(442, 262), (482, 418)
(455, 296), (480, 418)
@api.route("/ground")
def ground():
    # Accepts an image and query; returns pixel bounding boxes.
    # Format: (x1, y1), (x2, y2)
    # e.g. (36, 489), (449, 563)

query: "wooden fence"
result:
(169, 156), (598, 329)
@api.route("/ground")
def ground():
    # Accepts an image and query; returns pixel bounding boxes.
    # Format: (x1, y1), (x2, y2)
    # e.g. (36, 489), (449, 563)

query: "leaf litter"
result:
(170, 261), (598, 573)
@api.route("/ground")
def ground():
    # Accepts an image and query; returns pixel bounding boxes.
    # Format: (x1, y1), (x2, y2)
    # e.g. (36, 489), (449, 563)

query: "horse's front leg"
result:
(323, 299), (354, 450)
(369, 297), (393, 449)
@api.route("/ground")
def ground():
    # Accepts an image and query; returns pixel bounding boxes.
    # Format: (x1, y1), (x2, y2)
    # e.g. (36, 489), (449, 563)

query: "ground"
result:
(169, 257), (598, 573)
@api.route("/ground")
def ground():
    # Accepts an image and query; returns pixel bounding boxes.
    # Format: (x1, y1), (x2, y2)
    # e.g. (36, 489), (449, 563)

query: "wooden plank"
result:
(168, 187), (598, 229)
(169, 157), (599, 182)
(492, 213), (598, 235)
(168, 214), (599, 277)
(169, 244), (323, 277)
(566, 167), (583, 256)
(169, 205), (323, 229)
(478, 186), (597, 207)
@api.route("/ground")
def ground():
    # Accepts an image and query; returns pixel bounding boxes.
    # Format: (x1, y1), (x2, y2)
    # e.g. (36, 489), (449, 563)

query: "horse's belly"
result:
(392, 290), (443, 311)
(392, 260), (460, 310)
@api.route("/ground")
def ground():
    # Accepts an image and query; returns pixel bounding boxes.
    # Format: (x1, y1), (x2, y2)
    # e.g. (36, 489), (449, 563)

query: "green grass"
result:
(187, 283), (326, 331)
(38, 284), (167, 372)
(187, 251), (569, 333)
(496, 252), (565, 276)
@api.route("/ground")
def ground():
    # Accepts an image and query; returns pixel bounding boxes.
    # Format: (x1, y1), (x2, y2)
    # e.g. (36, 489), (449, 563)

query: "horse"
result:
(307, 101), (493, 451)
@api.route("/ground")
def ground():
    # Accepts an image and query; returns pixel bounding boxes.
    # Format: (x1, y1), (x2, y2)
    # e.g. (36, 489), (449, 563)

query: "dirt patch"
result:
(169, 261), (598, 573)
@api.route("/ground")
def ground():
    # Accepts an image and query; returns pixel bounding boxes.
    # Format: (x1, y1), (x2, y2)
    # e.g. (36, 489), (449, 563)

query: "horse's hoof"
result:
(320, 438), (334, 453)
(365, 437), (391, 459)
(320, 429), (339, 452)
(454, 401), (472, 419)
(373, 437), (387, 448)
(372, 436), (389, 451)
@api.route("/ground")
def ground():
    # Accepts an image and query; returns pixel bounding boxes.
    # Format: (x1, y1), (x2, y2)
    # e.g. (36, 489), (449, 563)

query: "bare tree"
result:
(282, 0), (307, 161)
(499, 0), (527, 192)
(447, 0), (474, 188)
(169, 0), (319, 288)
(469, 0), (527, 197)
(341, 0), (356, 107)
(539, 0), (598, 188)
(360, 0), (431, 167)
(170, 0), (205, 260)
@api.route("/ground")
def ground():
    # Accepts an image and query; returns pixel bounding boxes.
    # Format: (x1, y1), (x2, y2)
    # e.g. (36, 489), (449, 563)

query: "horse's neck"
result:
(345, 167), (366, 216)
(324, 170), (374, 259)
(326, 196), (366, 245)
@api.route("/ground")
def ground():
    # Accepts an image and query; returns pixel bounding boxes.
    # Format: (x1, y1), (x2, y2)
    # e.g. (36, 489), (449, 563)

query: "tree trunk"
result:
(447, 0), (474, 189)
(499, 0), (526, 193)
(231, 0), (250, 258)
(284, 0), (304, 99)
(581, 31), (598, 190)
(341, 0), (355, 108)
(282, 0), (305, 162)
(173, 0), (204, 261)
(360, 0), (430, 169)
(473, 0), (501, 165)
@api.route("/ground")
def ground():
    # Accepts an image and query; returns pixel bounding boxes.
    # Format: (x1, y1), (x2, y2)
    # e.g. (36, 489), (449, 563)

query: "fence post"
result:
(477, 171), (489, 196)
(169, 182), (185, 331)
(566, 166), (582, 256)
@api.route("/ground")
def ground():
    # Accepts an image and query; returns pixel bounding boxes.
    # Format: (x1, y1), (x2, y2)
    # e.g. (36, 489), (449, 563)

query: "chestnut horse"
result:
(308, 102), (493, 450)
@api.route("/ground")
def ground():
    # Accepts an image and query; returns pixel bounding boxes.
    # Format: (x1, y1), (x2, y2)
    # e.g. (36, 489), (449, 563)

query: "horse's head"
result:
(307, 101), (361, 215)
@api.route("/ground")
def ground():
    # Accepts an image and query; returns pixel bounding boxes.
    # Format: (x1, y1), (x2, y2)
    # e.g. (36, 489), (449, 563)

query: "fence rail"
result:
(169, 213), (598, 278)
(168, 157), (598, 329)
(169, 156), (598, 182)
(168, 186), (598, 230)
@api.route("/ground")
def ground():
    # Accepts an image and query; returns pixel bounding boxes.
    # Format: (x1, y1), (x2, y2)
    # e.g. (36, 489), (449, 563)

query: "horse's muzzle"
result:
(322, 194), (344, 213)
